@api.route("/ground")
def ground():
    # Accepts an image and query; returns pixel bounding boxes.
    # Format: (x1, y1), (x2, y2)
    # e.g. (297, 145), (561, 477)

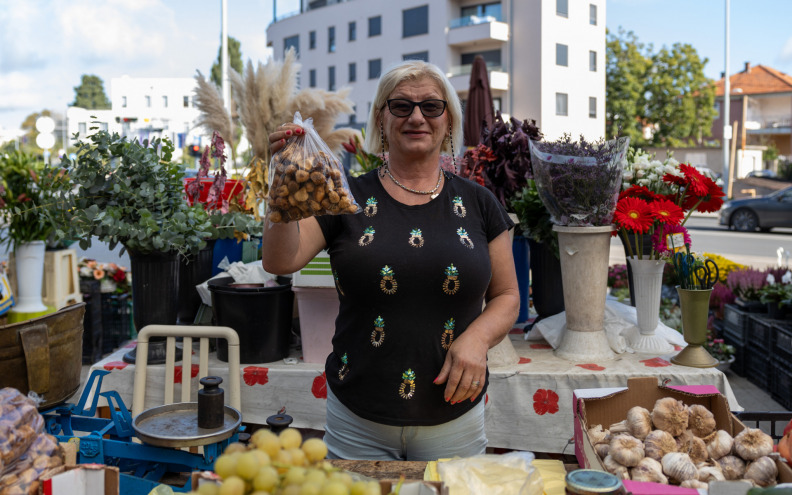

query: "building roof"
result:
(714, 63), (792, 97)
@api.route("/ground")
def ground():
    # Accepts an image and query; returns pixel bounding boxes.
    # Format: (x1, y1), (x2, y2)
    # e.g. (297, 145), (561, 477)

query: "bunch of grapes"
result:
(187, 428), (382, 495)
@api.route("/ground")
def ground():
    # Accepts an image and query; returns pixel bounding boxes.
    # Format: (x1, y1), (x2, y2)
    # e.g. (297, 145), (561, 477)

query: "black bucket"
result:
(208, 277), (294, 364)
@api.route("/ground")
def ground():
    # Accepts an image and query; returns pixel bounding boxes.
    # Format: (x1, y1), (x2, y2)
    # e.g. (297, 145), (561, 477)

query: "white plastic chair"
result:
(131, 325), (241, 418)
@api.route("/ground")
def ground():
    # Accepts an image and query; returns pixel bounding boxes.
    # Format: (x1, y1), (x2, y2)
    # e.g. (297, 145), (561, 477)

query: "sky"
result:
(1, 0), (791, 131)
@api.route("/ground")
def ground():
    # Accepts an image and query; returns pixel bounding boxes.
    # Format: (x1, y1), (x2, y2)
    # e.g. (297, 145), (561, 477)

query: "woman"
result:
(263, 60), (519, 461)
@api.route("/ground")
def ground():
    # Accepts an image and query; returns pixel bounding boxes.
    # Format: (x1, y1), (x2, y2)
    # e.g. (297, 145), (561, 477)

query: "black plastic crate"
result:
(747, 315), (774, 353)
(772, 320), (792, 363)
(81, 291), (103, 364)
(723, 304), (749, 345)
(101, 293), (132, 354)
(770, 359), (792, 410)
(744, 345), (771, 391)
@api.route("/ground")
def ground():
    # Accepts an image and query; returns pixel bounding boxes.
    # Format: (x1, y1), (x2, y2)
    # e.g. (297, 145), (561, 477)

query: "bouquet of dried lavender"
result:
(529, 134), (630, 226)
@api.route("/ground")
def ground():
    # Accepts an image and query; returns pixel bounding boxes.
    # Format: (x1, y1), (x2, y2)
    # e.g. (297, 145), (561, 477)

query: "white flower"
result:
(782, 270), (792, 284)
(766, 273), (776, 284)
(623, 171), (634, 181)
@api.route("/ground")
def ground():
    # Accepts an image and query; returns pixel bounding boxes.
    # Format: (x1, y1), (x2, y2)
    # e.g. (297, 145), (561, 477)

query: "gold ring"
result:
(471, 381), (480, 387)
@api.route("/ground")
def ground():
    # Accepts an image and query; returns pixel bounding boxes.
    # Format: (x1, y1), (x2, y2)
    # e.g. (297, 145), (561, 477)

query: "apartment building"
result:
(267, 0), (606, 141)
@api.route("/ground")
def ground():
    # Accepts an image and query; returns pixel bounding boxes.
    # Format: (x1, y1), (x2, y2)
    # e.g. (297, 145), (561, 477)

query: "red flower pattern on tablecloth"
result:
(530, 343), (553, 350)
(243, 366), (269, 386)
(312, 373), (327, 399)
(485, 393), (489, 405)
(673, 345), (683, 351)
(640, 357), (671, 367)
(509, 327), (523, 335)
(174, 364), (200, 384)
(518, 357), (531, 364)
(103, 361), (128, 371)
(124, 342), (137, 349)
(533, 389), (559, 415)
(576, 364), (605, 371)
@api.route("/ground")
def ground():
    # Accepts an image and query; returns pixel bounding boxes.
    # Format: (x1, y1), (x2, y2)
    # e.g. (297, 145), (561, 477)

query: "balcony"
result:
(745, 117), (792, 135)
(448, 65), (509, 94)
(447, 16), (509, 47)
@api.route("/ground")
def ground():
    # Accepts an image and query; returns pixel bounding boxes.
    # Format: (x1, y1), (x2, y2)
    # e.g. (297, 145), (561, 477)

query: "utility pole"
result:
(221, 0), (230, 115)
(722, 0), (731, 195)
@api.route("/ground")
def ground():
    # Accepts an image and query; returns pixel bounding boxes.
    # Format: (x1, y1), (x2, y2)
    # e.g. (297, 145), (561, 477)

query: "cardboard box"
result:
(574, 377), (792, 493)
(40, 464), (119, 495)
(293, 251), (335, 287)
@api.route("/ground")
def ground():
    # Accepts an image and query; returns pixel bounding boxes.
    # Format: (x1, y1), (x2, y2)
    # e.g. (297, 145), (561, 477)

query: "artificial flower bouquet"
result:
(528, 134), (630, 226)
(78, 257), (131, 294)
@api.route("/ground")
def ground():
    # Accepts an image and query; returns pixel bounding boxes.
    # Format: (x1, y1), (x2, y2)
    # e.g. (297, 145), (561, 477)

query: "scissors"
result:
(693, 259), (719, 289)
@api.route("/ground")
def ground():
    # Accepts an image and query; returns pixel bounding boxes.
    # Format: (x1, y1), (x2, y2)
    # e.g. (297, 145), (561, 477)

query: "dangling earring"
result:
(379, 121), (388, 177)
(448, 124), (455, 159)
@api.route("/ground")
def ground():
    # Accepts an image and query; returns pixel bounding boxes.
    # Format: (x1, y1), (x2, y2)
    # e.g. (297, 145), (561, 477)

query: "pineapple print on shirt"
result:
(399, 368), (416, 399)
(364, 197), (378, 217)
(452, 196), (466, 218)
(441, 318), (455, 350)
(442, 264), (460, 295)
(379, 265), (397, 294)
(456, 228), (474, 249)
(371, 316), (386, 347)
(408, 228), (424, 248)
(338, 353), (349, 380)
(359, 226), (375, 246)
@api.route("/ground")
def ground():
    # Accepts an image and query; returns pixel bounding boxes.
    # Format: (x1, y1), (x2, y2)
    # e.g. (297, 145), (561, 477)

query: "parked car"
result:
(719, 185), (792, 232)
(746, 169), (777, 179)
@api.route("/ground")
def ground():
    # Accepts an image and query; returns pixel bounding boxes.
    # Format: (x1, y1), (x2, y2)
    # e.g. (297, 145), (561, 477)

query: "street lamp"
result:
(723, 0), (731, 195)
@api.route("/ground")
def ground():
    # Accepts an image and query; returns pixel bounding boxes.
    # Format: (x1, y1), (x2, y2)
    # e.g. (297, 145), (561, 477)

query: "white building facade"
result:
(267, 0), (605, 141)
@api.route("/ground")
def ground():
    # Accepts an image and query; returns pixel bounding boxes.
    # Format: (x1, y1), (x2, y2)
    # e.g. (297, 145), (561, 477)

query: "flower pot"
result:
(671, 287), (718, 368)
(716, 355), (736, 373)
(627, 257), (674, 354)
(177, 240), (215, 325)
(618, 232), (653, 307)
(527, 239), (564, 320)
(10, 241), (48, 315)
(552, 225), (616, 362)
(183, 178), (246, 208)
(766, 302), (786, 319)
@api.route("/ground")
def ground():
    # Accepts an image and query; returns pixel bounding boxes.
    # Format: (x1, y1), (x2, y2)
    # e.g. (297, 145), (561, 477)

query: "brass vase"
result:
(671, 286), (718, 368)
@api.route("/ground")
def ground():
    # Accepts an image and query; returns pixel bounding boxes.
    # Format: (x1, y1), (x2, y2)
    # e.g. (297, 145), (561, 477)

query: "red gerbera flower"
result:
(679, 163), (709, 196)
(685, 176), (725, 213)
(619, 184), (659, 202)
(649, 198), (684, 225)
(614, 197), (653, 234)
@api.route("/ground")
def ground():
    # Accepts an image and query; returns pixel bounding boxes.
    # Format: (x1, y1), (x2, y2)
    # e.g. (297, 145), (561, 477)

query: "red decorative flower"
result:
(619, 185), (659, 202)
(529, 343), (553, 350)
(174, 364), (200, 384)
(576, 363), (605, 371)
(679, 164), (709, 196)
(683, 176), (725, 213)
(312, 373), (327, 399)
(614, 197), (653, 234)
(518, 357), (532, 364)
(243, 366), (269, 386)
(103, 361), (128, 371)
(640, 357), (671, 367)
(533, 389), (559, 415)
(649, 199), (684, 225)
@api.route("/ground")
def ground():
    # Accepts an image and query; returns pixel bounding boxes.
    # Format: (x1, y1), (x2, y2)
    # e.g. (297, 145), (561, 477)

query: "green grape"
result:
(299, 482), (322, 495)
(251, 449), (271, 467)
(281, 485), (303, 495)
(284, 466), (308, 485)
(223, 442), (248, 455)
(363, 481), (381, 495)
(328, 472), (353, 488)
(236, 451), (261, 480)
(319, 481), (350, 495)
(348, 481), (368, 495)
(214, 454), (237, 480)
(288, 447), (308, 467)
(196, 483), (220, 495)
(304, 468), (328, 485)
(280, 428), (303, 450)
(252, 465), (279, 492)
(301, 438), (329, 463)
(276, 448), (294, 465)
(253, 430), (282, 458)
(218, 476), (245, 495)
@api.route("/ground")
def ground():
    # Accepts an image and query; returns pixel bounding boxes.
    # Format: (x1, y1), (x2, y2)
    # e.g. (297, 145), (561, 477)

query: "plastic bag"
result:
(436, 452), (544, 495)
(266, 111), (360, 223)
(0, 432), (63, 495)
(0, 389), (44, 474)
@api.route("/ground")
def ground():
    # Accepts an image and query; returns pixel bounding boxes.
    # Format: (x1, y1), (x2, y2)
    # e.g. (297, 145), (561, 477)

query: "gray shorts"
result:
(323, 387), (487, 461)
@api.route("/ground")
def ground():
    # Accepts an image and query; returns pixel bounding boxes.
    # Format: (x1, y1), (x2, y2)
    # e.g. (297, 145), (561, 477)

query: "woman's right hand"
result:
(269, 124), (304, 154)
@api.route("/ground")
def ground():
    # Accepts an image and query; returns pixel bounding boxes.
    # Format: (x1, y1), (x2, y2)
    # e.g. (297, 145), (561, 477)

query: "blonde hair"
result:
(364, 60), (463, 157)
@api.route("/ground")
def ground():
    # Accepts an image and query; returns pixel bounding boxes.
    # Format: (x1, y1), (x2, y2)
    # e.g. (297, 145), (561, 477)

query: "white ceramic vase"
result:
(11, 241), (48, 313)
(627, 257), (674, 354)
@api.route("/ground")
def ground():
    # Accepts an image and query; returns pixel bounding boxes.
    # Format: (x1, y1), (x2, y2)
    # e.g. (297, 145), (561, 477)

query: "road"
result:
(609, 215), (792, 269)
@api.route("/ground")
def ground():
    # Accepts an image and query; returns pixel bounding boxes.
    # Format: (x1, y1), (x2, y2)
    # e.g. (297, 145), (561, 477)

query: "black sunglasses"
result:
(386, 99), (447, 118)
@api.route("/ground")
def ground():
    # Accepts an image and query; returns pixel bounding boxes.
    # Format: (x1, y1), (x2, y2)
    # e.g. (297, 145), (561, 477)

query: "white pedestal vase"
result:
(10, 241), (48, 314)
(627, 257), (675, 354)
(553, 225), (616, 362)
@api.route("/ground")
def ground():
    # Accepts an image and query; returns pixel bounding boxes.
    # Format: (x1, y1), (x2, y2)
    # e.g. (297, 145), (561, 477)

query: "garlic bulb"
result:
(610, 435), (645, 467)
(744, 456), (778, 487)
(661, 452), (698, 483)
(588, 424), (608, 445)
(626, 406), (652, 440)
(734, 428), (774, 461)
(704, 430), (734, 460)
(609, 420), (629, 435)
(698, 464), (726, 483)
(630, 457), (668, 484)
(603, 454), (630, 480)
(687, 404), (716, 437)
(716, 455), (746, 480)
(677, 430), (708, 464)
(644, 429), (677, 461)
(651, 398), (689, 437)
(595, 443), (610, 459)
(680, 480), (708, 489)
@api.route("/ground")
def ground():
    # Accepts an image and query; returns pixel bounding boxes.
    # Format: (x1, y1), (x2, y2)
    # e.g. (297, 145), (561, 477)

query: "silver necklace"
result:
(383, 165), (443, 199)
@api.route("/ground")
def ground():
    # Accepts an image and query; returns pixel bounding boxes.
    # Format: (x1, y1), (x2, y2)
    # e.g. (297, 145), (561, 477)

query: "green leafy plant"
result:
(758, 283), (792, 309)
(509, 180), (558, 259)
(60, 129), (212, 256)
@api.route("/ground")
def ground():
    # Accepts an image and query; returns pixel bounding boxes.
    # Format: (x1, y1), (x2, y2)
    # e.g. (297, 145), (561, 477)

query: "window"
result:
(461, 49), (501, 67)
(145, 95), (151, 107)
(403, 51), (429, 62)
(284, 35), (299, 56)
(714, 101), (721, 119)
(309, 31), (316, 50)
(368, 16), (381, 37)
(162, 95), (168, 108)
(328, 26), (336, 53)
(589, 97), (597, 118)
(589, 50), (597, 71)
(122, 96), (127, 108)
(403, 5), (429, 38)
(590, 4), (597, 25)
(78, 123), (86, 135)
(328, 66), (336, 91)
(368, 58), (382, 79)
(349, 21), (356, 41)
(183, 96), (189, 108)
(556, 93), (568, 116)
(349, 62), (357, 82)
(309, 69), (316, 88)
(493, 97), (502, 113)
(556, 44), (568, 66)
(349, 106), (357, 125)
(557, 0), (568, 17)
(460, 2), (502, 21)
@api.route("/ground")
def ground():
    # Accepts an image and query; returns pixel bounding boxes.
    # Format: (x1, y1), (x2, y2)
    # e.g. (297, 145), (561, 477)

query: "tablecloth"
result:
(80, 333), (740, 454)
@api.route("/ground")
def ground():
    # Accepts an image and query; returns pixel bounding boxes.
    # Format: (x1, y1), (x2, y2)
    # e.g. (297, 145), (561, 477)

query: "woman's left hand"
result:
(434, 330), (489, 404)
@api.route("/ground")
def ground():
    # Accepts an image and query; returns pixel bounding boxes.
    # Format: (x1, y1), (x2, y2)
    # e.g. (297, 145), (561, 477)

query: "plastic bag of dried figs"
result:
(266, 112), (360, 224)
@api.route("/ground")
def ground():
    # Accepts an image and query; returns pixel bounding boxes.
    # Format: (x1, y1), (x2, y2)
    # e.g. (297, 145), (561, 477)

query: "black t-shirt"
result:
(315, 169), (513, 426)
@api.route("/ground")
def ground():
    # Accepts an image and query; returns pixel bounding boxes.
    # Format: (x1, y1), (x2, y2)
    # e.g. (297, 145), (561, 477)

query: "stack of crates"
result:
(770, 320), (792, 409)
(722, 304), (749, 376)
(745, 314), (774, 391)
(101, 293), (133, 354)
(79, 279), (103, 364)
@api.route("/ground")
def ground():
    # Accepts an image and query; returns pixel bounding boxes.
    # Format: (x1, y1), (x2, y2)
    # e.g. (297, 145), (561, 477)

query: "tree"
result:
(71, 75), (111, 109)
(210, 36), (243, 88)
(606, 28), (651, 145)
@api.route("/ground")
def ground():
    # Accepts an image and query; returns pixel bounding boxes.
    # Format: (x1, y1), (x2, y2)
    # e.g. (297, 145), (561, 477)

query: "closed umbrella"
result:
(463, 55), (495, 147)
